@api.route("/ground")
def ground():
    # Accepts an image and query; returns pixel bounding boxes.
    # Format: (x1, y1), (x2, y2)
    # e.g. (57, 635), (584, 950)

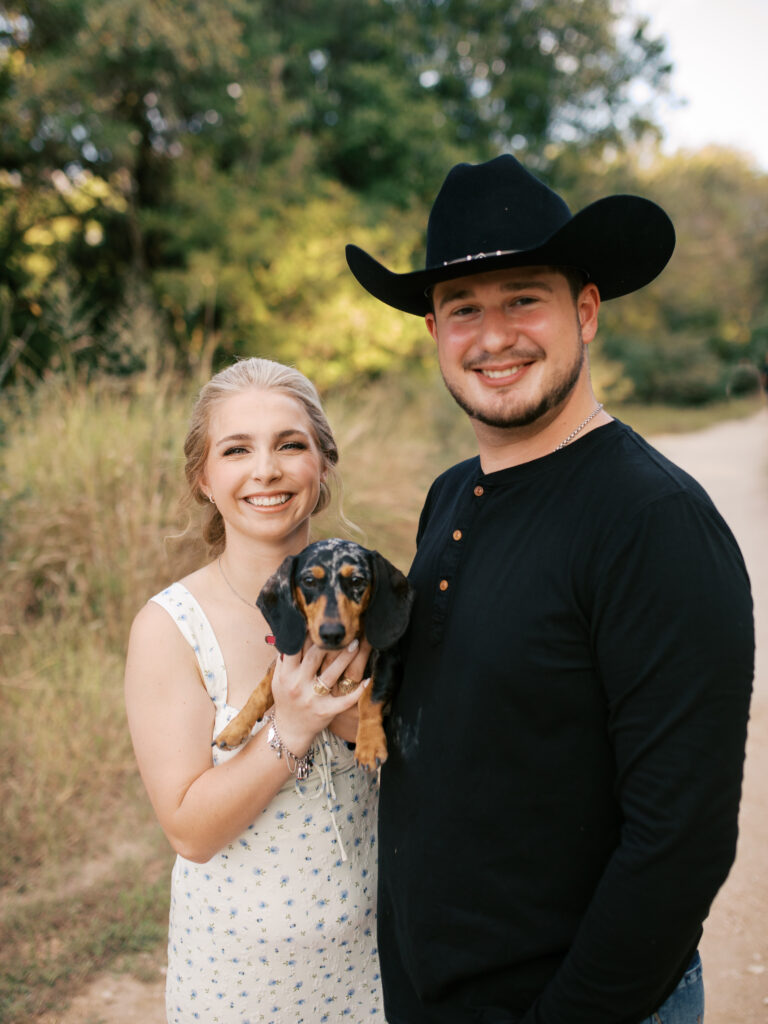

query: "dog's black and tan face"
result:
(256, 538), (413, 658)
(215, 538), (413, 766)
(293, 540), (372, 649)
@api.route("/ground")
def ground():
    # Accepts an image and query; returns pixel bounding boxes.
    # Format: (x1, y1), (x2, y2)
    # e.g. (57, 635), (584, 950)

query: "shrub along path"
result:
(36, 409), (768, 1024)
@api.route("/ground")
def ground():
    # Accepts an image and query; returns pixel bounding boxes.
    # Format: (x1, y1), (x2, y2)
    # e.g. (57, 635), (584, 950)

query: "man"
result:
(345, 155), (754, 1024)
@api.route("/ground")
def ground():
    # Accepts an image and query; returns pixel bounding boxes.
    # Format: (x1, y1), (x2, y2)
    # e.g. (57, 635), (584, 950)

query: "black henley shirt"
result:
(377, 420), (754, 1024)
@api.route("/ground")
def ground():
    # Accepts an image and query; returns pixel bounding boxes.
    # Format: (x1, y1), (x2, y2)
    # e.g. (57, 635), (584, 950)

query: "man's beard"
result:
(442, 325), (586, 430)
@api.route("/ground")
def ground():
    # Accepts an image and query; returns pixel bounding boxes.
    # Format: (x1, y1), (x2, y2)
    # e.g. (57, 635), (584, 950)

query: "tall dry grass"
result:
(0, 366), (474, 892)
(1, 372), (198, 887)
(0, 362), (761, 1020)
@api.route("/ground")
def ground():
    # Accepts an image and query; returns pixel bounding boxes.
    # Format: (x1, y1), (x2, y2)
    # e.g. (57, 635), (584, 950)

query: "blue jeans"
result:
(639, 952), (704, 1024)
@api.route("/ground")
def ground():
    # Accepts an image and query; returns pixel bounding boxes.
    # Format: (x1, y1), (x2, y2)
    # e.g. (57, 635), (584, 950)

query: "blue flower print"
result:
(154, 581), (382, 1022)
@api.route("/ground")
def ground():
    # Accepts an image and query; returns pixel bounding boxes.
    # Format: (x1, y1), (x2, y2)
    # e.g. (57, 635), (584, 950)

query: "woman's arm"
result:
(125, 601), (366, 863)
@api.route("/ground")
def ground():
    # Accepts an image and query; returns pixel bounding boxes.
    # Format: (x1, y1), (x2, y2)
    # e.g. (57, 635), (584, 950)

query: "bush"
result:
(600, 331), (727, 406)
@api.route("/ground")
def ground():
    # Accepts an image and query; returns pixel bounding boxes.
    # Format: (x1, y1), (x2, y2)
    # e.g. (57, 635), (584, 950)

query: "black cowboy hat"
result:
(345, 155), (675, 316)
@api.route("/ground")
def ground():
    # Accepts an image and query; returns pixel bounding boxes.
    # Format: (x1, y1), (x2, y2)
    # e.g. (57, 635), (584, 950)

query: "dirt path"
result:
(42, 410), (768, 1024)
(653, 408), (768, 1024)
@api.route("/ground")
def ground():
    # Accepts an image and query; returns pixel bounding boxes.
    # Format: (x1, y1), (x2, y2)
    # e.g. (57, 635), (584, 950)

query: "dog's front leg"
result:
(213, 662), (276, 750)
(354, 683), (388, 770)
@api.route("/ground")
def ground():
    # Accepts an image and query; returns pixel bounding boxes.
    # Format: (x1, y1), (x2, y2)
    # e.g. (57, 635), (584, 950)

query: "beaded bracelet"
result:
(264, 710), (313, 781)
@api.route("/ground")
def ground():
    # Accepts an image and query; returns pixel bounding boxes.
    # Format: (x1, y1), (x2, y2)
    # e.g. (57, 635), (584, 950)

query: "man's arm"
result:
(520, 491), (754, 1024)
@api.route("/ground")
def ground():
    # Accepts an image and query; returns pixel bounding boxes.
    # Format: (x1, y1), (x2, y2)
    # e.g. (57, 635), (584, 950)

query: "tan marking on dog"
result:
(335, 589), (370, 646)
(295, 588), (329, 645)
(310, 565), (325, 579)
(213, 662), (276, 749)
(354, 684), (388, 769)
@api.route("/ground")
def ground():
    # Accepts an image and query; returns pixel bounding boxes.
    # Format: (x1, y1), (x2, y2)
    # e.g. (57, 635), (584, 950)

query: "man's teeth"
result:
(246, 494), (291, 507)
(480, 367), (519, 378)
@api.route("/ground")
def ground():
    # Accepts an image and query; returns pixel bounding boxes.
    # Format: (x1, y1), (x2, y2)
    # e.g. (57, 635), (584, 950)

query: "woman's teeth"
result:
(246, 493), (290, 507)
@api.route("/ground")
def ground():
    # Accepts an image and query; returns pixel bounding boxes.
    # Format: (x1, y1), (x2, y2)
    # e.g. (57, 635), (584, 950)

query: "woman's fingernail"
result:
(347, 638), (360, 653)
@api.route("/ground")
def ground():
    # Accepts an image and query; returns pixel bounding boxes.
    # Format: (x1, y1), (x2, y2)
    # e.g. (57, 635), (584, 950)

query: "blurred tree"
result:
(261, 0), (671, 202)
(579, 147), (768, 404)
(0, 0), (686, 388)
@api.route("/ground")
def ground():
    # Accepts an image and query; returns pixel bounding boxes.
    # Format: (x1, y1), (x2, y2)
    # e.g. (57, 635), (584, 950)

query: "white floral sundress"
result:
(151, 583), (383, 1023)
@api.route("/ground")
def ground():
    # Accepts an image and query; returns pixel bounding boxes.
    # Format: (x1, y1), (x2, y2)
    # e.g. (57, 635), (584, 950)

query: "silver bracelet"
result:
(264, 710), (313, 781)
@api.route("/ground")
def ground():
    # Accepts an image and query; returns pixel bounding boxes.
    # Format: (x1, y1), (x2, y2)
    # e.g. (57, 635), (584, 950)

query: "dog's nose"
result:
(318, 622), (346, 648)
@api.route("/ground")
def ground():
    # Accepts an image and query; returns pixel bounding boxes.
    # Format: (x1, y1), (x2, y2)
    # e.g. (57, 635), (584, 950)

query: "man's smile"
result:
(472, 362), (535, 385)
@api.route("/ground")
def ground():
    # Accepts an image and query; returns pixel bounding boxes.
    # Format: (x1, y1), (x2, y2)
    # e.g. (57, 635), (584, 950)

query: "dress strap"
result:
(150, 582), (228, 707)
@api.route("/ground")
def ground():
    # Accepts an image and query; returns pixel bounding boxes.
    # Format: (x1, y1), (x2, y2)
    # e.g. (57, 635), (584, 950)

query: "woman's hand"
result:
(328, 638), (372, 743)
(270, 639), (370, 756)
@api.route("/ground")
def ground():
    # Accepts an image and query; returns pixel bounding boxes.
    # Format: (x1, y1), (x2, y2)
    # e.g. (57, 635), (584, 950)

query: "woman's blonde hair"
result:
(183, 358), (340, 556)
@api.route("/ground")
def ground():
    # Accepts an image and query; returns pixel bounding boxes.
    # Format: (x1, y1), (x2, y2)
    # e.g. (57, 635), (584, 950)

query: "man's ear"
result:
(578, 283), (600, 345)
(425, 312), (438, 343)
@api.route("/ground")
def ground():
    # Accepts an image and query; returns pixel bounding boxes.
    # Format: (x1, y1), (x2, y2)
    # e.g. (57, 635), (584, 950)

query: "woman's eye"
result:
(279, 441), (307, 452)
(223, 445), (248, 456)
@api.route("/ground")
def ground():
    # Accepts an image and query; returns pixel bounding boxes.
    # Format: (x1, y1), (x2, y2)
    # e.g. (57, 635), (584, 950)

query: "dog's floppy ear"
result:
(364, 550), (414, 650)
(256, 554), (306, 655)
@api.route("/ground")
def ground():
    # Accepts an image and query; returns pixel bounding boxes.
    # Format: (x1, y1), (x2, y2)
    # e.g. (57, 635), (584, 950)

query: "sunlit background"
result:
(632, 0), (768, 169)
(1, 3), (767, 1021)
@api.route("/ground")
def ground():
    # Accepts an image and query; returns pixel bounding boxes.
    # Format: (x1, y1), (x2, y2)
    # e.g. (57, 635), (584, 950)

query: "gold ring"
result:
(312, 677), (331, 696)
(336, 676), (359, 695)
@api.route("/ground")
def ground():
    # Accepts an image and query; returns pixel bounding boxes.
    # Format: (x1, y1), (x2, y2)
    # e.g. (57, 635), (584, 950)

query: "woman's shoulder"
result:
(129, 589), (187, 648)
(139, 564), (212, 618)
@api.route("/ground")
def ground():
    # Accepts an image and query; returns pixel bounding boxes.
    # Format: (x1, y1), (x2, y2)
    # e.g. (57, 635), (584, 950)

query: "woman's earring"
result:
(208, 494), (215, 504)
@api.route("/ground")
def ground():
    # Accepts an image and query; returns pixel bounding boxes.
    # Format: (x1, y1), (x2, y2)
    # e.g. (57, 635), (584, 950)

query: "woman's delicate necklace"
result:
(218, 557), (258, 608)
(553, 404), (604, 452)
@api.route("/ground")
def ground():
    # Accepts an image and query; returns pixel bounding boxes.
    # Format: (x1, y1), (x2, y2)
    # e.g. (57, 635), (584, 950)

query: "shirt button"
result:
(439, 579), (449, 592)
(474, 485), (484, 497)
(452, 529), (462, 541)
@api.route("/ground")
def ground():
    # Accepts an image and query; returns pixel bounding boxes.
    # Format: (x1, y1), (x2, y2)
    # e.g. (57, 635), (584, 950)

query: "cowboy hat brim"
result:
(346, 194), (675, 316)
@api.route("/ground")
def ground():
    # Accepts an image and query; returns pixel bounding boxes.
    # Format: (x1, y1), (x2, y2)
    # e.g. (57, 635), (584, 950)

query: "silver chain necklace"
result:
(218, 557), (258, 607)
(553, 404), (604, 452)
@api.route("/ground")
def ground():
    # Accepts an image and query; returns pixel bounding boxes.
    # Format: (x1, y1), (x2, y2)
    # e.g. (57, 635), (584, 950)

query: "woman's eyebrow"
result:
(215, 429), (310, 447)
(215, 432), (252, 447)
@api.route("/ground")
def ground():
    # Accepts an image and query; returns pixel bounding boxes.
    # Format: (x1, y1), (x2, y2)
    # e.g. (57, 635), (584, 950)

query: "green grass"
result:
(613, 393), (764, 436)
(0, 848), (172, 1022)
(0, 365), (762, 1019)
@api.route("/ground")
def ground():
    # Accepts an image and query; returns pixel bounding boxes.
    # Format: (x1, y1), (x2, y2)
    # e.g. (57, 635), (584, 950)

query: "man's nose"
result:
(479, 307), (514, 351)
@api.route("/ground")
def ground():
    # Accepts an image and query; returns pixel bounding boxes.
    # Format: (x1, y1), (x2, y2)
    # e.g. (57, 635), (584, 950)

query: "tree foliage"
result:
(571, 148), (768, 403)
(2, 0), (766, 402)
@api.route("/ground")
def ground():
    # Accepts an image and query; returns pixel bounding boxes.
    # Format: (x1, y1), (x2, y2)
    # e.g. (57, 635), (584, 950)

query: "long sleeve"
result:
(520, 491), (754, 1024)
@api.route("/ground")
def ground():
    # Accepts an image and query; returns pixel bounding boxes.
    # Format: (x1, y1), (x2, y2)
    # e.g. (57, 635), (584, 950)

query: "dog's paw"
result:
(354, 731), (388, 772)
(213, 720), (251, 750)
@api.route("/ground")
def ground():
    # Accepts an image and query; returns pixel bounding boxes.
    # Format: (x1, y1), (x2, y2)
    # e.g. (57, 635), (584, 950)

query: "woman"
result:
(125, 358), (382, 1022)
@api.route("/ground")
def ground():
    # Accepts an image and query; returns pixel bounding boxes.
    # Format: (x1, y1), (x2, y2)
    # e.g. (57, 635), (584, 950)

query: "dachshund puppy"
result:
(213, 539), (413, 770)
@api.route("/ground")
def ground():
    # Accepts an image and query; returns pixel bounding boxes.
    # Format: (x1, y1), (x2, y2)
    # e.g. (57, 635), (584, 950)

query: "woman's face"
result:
(201, 387), (325, 550)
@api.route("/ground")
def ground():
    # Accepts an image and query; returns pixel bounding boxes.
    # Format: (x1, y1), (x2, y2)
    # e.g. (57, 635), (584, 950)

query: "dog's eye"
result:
(300, 573), (321, 588)
(350, 576), (367, 588)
